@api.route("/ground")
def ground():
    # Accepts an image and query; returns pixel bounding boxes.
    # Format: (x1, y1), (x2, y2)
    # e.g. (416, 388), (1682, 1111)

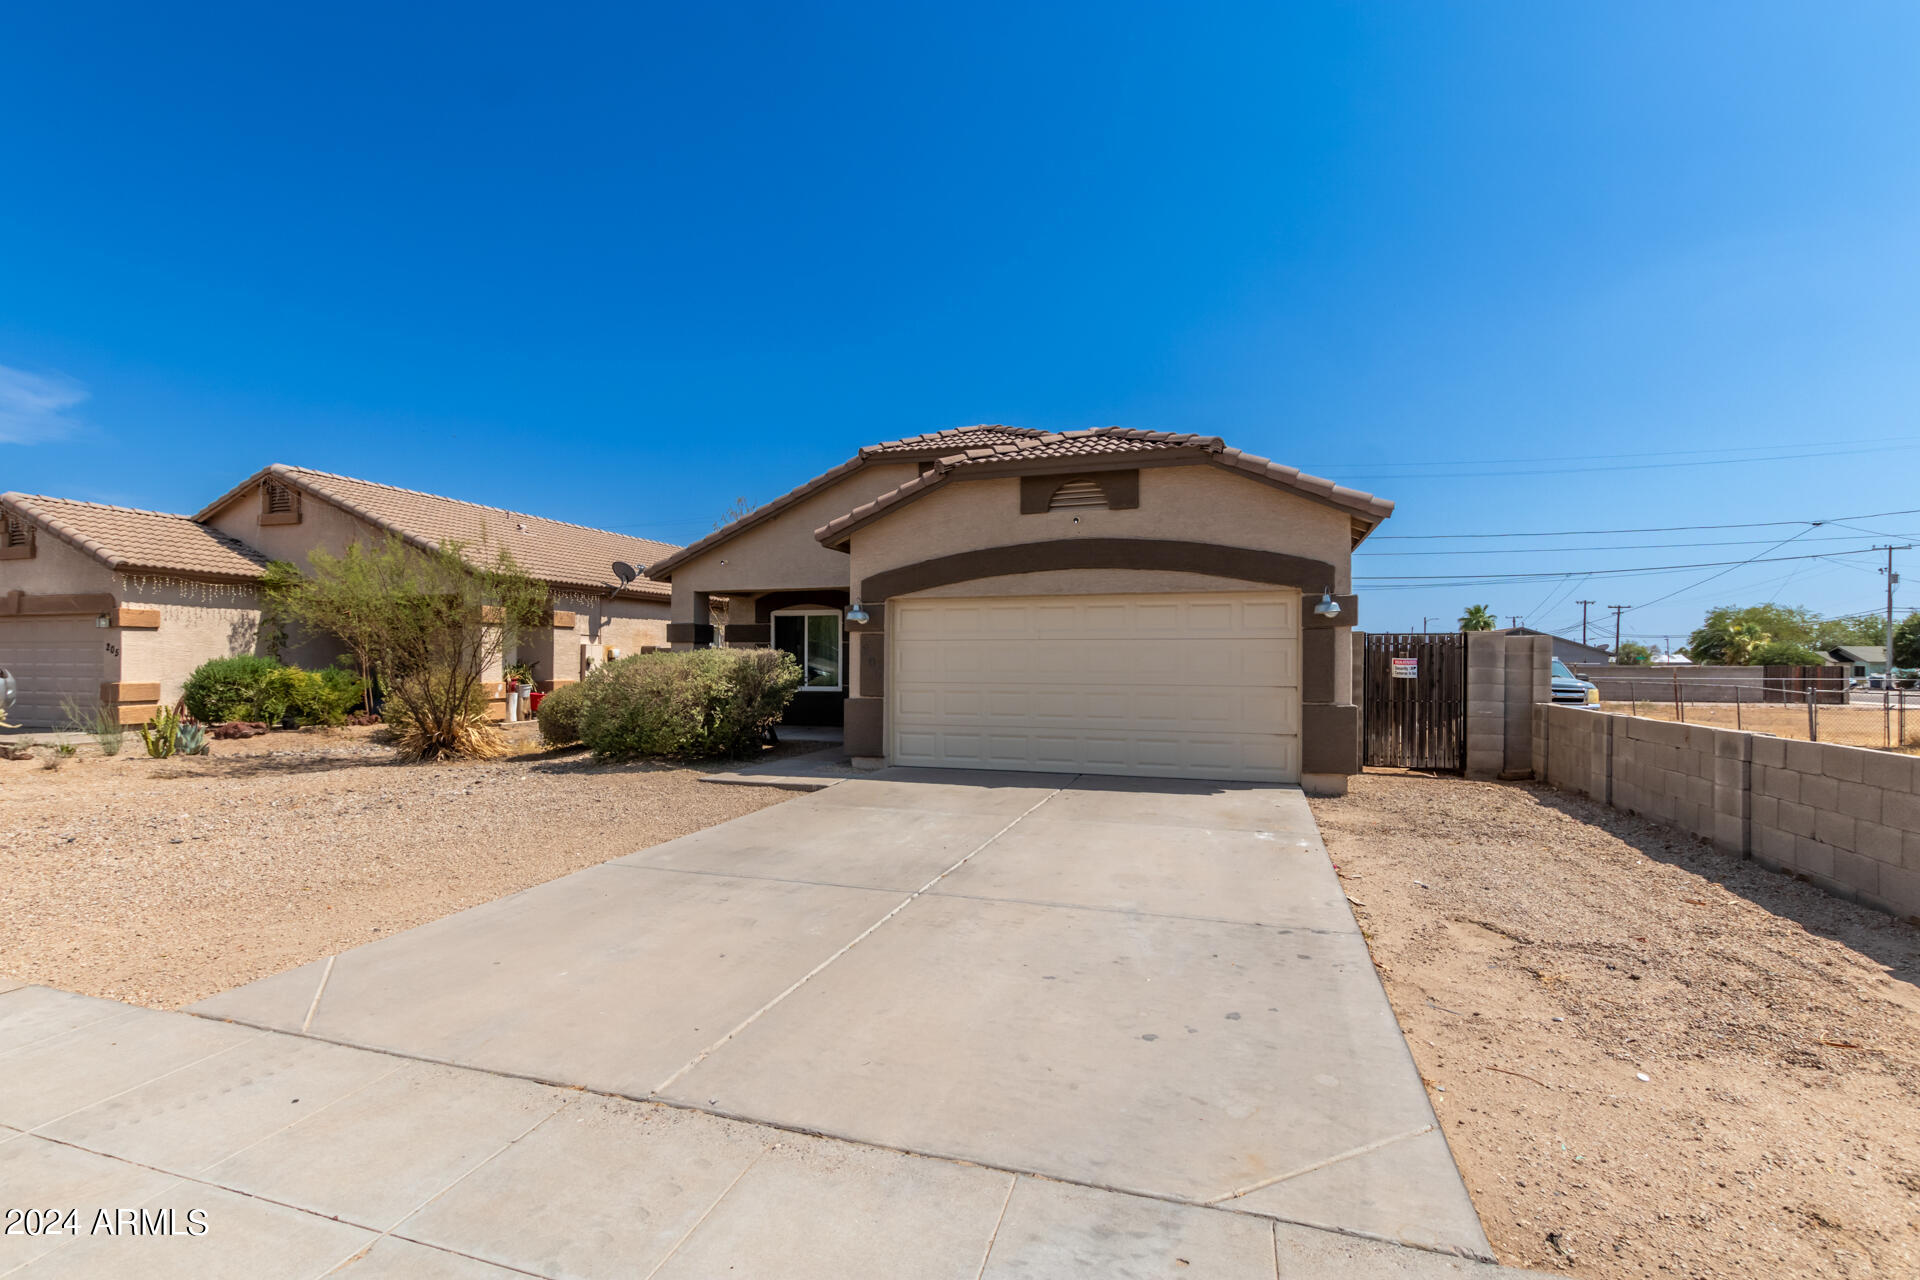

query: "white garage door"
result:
(890, 591), (1300, 783)
(0, 618), (106, 727)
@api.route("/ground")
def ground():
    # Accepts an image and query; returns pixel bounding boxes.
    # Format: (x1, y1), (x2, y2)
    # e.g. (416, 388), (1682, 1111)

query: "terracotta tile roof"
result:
(195, 466), (679, 597)
(655, 424), (1396, 578)
(0, 493), (271, 582)
(648, 428), (1058, 579)
(815, 427), (1395, 546)
(858, 425), (1052, 456)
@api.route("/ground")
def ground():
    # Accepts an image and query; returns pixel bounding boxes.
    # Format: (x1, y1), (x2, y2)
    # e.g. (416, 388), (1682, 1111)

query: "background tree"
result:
(1613, 640), (1654, 665)
(1814, 613), (1888, 650)
(1686, 610), (1774, 664)
(276, 535), (546, 759)
(1459, 604), (1496, 631)
(1683, 602), (1881, 659)
(1894, 611), (1920, 670)
(1748, 639), (1826, 667)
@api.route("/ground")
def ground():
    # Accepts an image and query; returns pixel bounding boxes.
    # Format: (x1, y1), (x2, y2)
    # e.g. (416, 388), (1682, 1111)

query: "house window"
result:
(0, 513), (33, 559)
(260, 480), (302, 525)
(1048, 477), (1109, 510)
(772, 609), (843, 690)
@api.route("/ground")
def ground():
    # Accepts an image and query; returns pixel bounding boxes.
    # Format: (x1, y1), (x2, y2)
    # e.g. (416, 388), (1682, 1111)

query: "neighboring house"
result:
(648, 425), (1393, 793)
(0, 496), (271, 728)
(1486, 626), (1611, 666)
(0, 466), (680, 726)
(1828, 645), (1888, 678)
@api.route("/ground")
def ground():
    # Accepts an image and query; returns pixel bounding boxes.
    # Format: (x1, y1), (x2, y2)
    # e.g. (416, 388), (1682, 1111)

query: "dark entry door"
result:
(1363, 633), (1466, 771)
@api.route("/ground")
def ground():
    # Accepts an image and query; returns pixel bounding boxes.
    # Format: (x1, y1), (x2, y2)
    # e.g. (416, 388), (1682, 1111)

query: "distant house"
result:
(1486, 626), (1611, 666)
(1, 466), (680, 727)
(1828, 645), (1888, 677)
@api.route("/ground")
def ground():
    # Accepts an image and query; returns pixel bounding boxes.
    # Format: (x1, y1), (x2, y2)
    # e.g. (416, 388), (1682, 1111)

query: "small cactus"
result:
(175, 722), (209, 756)
(140, 702), (184, 758)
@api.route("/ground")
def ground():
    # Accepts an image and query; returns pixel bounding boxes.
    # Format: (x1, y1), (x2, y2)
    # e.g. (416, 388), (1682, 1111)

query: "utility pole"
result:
(1876, 545), (1910, 746)
(1509, 616), (1522, 630)
(1577, 600), (1594, 649)
(1421, 616), (1430, 634)
(1609, 605), (1628, 660)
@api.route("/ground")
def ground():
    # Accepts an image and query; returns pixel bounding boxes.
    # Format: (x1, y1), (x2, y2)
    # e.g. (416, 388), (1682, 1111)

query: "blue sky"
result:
(3, 2), (1917, 647)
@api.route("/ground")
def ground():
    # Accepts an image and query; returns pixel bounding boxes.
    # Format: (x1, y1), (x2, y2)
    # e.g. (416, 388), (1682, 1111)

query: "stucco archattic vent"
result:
(0, 513), (33, 558)
(1047, 478), (1110, 510)
(260, 479), (302, 525)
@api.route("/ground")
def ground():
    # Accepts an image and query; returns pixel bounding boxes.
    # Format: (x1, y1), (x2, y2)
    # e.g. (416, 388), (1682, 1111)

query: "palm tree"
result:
(1459, 604), (1497, 632)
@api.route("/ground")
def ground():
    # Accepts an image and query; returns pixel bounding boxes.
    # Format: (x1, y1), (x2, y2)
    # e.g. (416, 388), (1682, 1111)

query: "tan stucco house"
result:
(0, 465), (679, 726)
(648, 426), (1393, 793)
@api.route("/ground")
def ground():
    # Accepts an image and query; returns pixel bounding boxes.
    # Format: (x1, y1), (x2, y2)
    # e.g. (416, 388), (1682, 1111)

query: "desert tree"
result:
(274, 535), (547, 759)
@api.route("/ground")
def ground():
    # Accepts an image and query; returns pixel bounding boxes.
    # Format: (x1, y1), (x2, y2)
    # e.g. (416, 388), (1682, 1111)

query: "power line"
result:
(1368, 505), (1920, 542)
(1622, 524), (1825, 614)
(1306, 434), (1919, 471)
(1355, 544), (1880, 585)
(1356, 531), (1911, 557)
(1320, 441), (1920, 481)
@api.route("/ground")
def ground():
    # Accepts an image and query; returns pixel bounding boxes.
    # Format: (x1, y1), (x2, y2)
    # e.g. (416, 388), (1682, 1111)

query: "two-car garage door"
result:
(889, 591), (1301, 783)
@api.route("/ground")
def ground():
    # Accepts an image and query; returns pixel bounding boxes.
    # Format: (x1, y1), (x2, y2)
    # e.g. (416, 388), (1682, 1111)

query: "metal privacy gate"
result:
(1363, 633), (1467, 771)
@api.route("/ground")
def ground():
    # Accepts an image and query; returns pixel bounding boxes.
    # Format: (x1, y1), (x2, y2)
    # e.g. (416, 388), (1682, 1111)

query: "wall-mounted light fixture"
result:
(845, 602), (870, 624)
(95, 613), (110, 628)
(1313, 591), (1341, 619)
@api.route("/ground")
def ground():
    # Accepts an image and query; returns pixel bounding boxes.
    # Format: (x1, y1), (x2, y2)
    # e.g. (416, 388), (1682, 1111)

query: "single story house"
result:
(0, 465), (680, 726)
(1828, 644), (1889, 678)
(1486, 626), (1611, 666)
(648, 425), (1393, 793)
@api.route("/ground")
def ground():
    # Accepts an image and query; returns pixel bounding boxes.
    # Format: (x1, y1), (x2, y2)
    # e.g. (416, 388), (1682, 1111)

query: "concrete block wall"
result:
(1467, 632), (1552, 779)
(1535, 704), (1920, 922)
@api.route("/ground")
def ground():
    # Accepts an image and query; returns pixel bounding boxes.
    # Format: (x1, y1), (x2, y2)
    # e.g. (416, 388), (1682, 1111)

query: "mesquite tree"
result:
(270, 535), (546, 759)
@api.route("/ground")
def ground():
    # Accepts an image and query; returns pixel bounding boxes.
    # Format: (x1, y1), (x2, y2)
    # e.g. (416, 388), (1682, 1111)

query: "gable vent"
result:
(0, 513), (33, 559)
(1047, 478), (1110, 510)
(260, 479), (303, 524)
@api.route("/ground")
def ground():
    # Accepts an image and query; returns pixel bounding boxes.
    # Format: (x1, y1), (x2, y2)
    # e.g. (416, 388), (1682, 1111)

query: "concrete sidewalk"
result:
(1, 984), (1532, 1278)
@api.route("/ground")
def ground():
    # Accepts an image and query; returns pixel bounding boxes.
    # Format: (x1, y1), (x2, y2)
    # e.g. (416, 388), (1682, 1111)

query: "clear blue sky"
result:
(4, 3), (1917, 648)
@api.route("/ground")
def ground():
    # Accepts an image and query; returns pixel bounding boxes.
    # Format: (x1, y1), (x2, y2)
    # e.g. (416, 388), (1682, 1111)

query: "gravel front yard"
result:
(1311, 773), (1920, 1279)
(0, 727), (796, 1009)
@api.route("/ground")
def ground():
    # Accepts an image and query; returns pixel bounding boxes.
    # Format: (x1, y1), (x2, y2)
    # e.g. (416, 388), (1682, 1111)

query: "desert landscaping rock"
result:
(0, 726), (794, 1008)
(1312, 772), (1920, 1278)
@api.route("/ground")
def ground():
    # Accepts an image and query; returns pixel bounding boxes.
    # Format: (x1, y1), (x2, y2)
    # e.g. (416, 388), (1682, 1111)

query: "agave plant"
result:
(140, 703), (183, 759)
(175, 722), (210, 756)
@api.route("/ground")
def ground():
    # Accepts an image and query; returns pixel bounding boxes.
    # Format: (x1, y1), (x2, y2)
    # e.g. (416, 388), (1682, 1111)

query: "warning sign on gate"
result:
(1391, 656), (1418, 679)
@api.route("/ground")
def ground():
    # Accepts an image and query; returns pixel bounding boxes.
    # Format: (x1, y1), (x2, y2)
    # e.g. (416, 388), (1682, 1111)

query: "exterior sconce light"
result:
(95, 613), (110, 628)
(845, 602), (870, 624)
(1313, 591), (1341, 619)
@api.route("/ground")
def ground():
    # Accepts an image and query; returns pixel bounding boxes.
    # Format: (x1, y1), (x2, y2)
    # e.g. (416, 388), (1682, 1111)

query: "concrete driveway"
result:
(2, 769), (1513, 1276)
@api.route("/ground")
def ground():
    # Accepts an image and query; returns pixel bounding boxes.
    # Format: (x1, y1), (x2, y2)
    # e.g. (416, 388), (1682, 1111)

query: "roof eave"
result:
(647, 453), (868, 580)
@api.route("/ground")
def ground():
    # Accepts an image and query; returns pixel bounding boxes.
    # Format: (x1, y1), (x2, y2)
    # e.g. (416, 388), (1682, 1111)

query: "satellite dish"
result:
(611, 561), (638, 588)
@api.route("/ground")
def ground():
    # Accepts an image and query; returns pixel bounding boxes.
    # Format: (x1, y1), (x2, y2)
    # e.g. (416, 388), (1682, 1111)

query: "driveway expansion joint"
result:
(647, 780), (1075, 1095)
(1205, 1123), (1438, 1204)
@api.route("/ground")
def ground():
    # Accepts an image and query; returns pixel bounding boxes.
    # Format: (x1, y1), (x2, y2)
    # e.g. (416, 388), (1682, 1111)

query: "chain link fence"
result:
(1598, 674), (1919, 751)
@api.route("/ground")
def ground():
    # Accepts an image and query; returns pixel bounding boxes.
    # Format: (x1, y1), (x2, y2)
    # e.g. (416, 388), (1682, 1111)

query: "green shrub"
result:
(536, 680), (588, 746)
(182, 656), (362, 726)
(579, 649), (802, 761)
(182, 655), (282, 723)
(285, 663), (365, 726)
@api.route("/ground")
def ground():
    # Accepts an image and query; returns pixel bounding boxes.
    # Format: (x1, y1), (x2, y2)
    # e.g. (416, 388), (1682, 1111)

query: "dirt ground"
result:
(1600, 700), (1920, 753)
(1311, 773), (1920, 1279)
(0, 725), (797, 1008)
